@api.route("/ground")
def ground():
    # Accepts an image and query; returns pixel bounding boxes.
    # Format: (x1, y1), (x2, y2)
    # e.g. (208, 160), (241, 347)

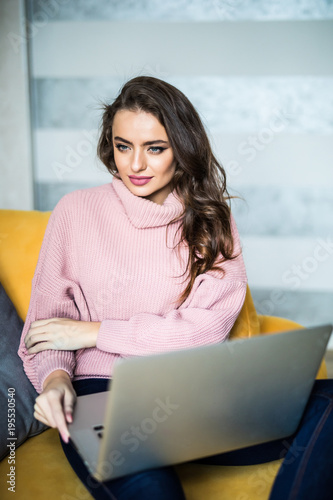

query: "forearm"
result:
(97, 281), (247, 356)
(18, 289), (80, 393)
(37, 369), (76, 443)
(25, 318), (101, 353)
(43, 369), (72, 391)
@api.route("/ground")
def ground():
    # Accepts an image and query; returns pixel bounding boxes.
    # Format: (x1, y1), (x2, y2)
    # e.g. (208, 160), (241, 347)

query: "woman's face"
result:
(112, 110), (176, 205)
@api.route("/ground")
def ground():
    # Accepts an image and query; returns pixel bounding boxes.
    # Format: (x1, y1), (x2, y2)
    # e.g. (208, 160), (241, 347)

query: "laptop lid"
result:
(70, 324), (332, 482)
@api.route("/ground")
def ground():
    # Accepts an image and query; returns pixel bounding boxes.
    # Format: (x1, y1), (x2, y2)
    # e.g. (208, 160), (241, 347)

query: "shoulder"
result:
(52, 183), (120, 216)
(47, 182), (121, 232)
(56, 183), (114, 207)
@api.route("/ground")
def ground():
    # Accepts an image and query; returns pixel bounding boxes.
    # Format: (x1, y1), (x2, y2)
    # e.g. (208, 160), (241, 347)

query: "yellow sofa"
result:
(0, 209), (327, 500)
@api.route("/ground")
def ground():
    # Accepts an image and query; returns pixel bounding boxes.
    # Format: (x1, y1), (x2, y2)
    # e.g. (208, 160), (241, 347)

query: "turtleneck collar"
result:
(111, 177), (184, 229)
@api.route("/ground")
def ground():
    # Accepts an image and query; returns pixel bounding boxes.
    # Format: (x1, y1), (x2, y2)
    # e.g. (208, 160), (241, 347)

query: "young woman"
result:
(19, 77), (333, 500)
(18, 76), (246, 499)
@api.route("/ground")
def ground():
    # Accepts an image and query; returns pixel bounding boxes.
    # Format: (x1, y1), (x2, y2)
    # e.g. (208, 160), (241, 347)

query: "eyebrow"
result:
(113, 136), (169, 146)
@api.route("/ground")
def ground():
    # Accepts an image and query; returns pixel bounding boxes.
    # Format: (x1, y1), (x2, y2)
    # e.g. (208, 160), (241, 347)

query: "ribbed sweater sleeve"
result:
(18, 196), (79, 393)
(97, 275), (246, 356)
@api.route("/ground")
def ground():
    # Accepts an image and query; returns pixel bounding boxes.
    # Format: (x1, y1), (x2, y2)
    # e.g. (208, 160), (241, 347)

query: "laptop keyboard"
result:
(93, 424), (104, 439)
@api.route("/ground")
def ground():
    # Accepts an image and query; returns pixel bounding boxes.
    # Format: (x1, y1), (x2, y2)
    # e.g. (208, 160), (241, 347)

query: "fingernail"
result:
(62, 433), (69, 443)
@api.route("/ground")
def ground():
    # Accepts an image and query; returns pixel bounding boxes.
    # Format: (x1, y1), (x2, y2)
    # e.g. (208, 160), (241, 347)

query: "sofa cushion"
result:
(229, 285), (260, 340)
(0, 283), (47, 460)
(0, 209), (51, 321)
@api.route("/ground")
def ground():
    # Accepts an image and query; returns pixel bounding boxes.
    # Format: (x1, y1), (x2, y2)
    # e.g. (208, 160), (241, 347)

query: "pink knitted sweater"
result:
(18, 178), (247, 393)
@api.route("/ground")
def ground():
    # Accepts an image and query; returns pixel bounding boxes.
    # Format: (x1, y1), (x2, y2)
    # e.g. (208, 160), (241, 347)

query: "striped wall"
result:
(26, 0), (333, 344)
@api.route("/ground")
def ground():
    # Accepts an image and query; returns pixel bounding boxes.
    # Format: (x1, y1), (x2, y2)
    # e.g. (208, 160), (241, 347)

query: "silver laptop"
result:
(69, 324), (332, 482)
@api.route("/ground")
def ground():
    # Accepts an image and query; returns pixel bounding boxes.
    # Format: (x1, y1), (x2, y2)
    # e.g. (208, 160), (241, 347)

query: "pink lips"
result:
(128, 176), (153, 186)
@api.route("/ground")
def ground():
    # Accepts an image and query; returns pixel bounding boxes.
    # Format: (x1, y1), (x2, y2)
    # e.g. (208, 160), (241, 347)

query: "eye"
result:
(115, 143), (129, 152)
(148, 147), (166, 154)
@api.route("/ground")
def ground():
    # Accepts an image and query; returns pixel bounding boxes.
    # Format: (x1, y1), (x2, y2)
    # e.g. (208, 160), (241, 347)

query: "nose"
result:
(130, 150), (147, 173)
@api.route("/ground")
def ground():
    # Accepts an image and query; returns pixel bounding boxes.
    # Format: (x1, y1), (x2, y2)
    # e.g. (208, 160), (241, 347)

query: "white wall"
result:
(0, 0), (33, 210)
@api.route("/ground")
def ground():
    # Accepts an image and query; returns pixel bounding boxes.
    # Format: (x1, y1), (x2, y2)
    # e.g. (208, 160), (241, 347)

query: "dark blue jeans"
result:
(60, 378), (333, 500)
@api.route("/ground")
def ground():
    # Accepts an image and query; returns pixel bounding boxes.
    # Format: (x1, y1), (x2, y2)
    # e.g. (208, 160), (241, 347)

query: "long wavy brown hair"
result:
(97, 76), (236, 304)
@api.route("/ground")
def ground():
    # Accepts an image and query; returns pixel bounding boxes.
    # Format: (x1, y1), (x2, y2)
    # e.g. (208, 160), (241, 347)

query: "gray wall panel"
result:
(30, 0), (333, 21)
(252, 288), (333, 327)
(230, 186), (333, 237)
(33, 76), (333, 132)
(36, 181), (333, 239)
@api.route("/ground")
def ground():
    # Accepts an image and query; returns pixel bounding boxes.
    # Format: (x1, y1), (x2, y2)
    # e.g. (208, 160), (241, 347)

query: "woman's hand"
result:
(24, 318), (101, 353)
(34, 370), (76, 443)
